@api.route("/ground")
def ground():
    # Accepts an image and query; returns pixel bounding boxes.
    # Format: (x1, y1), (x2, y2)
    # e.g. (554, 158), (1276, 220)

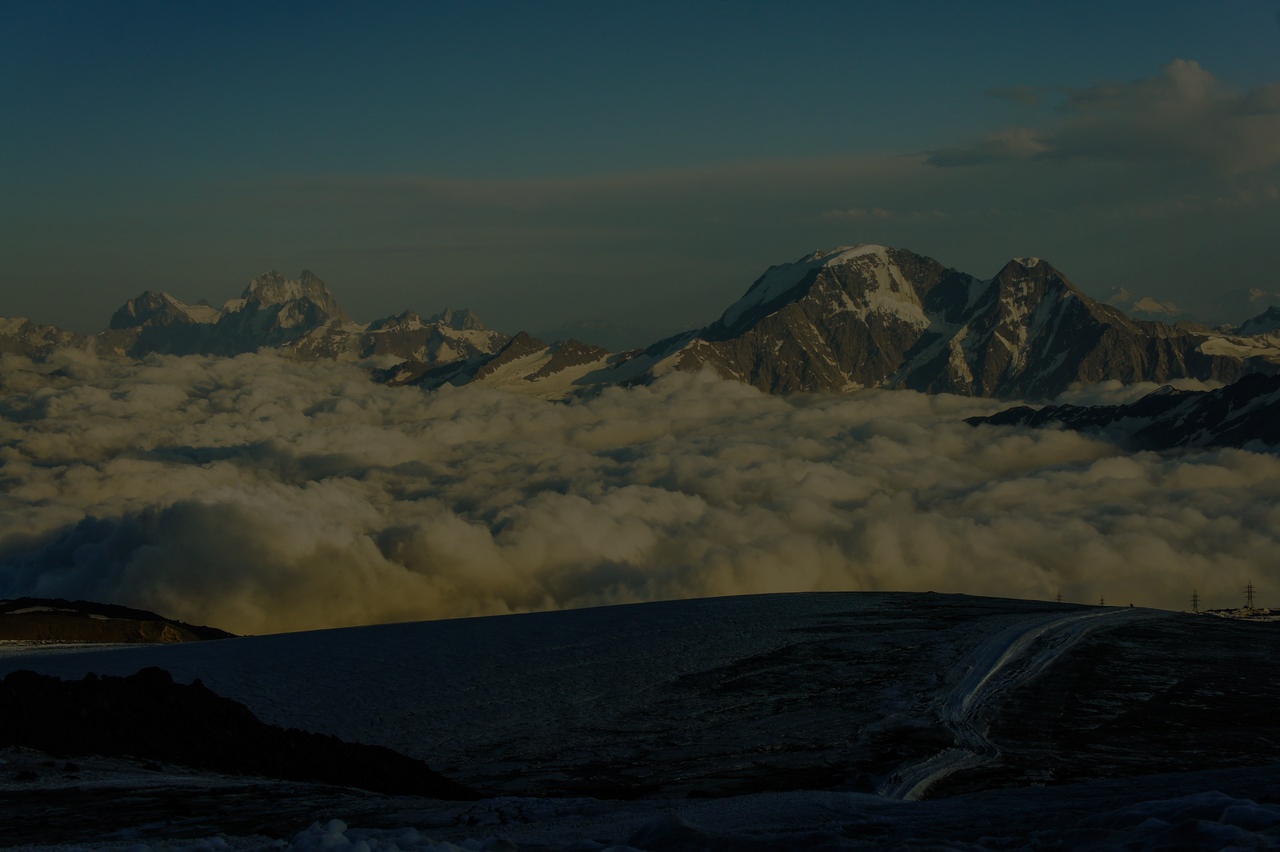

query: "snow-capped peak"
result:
(720, 244), (892, 328)
(244, 270), (315, 305)
(108, 290), (222, 329)
(1012, 257), (1043, 268)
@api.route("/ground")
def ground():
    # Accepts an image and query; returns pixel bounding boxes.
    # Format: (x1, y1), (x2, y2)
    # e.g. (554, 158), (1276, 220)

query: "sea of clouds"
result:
(1, 350), (1277, 635)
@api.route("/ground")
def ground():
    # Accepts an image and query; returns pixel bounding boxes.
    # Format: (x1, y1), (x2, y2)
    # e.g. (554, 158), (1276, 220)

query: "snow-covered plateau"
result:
(2, 592), (1279, 849)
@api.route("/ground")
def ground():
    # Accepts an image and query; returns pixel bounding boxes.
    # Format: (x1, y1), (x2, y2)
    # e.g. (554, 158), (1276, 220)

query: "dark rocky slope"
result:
(0, 668), (476, 799)
(969, 372), (1280, 451)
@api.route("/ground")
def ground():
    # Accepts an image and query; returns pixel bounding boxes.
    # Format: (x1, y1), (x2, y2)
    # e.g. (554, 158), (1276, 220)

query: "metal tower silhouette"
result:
(1245, 581), (1256, 609)
(1190, 589), (1199, 613)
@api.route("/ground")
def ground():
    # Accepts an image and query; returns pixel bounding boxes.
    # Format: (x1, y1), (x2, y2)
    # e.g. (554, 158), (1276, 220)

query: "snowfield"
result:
(3, 592), (1280, 849)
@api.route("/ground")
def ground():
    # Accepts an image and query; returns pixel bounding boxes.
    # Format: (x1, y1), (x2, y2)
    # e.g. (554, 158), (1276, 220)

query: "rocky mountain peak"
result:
(428, 307), (487, 331)
(991, 256), (1070, 287)
(108, 290), (170, 329)
(715, 244), (897, 333)
(108, 291), (222, 331)
(241, 270), (350, 323)
(1238, 305), (1280, 336)
(367, 309), (423, 331)
(604, 245), (1280, 401)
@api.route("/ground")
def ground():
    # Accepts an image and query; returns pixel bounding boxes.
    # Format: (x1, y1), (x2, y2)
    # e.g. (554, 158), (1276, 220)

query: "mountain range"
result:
(4, 246), (1280, 405)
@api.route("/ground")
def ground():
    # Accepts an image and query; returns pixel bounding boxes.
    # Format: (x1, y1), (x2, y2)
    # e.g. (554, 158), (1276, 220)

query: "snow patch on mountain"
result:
(1198, 335), (1280, 358)
(150, 293), (222, 325)
(720, 244), (889, 328)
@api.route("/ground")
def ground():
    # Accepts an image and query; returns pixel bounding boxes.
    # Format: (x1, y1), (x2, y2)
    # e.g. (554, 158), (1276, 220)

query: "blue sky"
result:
(3, 1), (1279, 335)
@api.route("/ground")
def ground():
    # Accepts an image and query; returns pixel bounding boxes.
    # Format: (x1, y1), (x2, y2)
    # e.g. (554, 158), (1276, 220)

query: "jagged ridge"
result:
(647, 247), (1280, 399)
(968, 372), (1280, 451)
(5, 250), (1280, 404)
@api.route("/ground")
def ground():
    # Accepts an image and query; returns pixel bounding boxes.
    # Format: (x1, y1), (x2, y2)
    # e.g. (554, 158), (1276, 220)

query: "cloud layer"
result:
(2, 352), (1277, 634)
(931, 60), (1280, 173)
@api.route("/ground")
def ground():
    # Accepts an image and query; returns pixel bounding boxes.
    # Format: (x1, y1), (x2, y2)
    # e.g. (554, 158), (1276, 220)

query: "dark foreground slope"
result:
(2, 593), (1279, 848)
(933, 613), (1280, 797)
(0, 667), (474, 799)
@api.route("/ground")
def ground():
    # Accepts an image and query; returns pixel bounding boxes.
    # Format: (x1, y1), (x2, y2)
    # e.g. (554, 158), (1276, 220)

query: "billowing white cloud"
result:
(1, 351), (1276, 635)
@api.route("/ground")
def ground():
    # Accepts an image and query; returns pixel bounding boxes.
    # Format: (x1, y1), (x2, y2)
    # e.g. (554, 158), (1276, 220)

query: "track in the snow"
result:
(878, 606), (1158, 800)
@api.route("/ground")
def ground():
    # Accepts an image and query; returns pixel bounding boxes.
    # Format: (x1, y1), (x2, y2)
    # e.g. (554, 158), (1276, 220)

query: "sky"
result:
(2, 1), (1280, 337)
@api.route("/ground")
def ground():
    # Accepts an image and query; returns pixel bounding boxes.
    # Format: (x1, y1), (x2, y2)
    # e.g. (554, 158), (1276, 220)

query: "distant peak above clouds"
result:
(6, 248), (1280, 403)
(84, 271), (509, 368)
(395, 245), (1280, 401)
(718, 244), (892, 330)
(108, 291), (223, 330)
(628, 246), (1280, 399)
(239, 269), (351, 323)
(427, 307), (487, 332)
(1238, 305), (1280, 336)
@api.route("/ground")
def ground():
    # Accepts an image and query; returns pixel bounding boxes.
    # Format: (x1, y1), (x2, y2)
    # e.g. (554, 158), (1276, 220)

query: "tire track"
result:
(878, 606), (1158, 801)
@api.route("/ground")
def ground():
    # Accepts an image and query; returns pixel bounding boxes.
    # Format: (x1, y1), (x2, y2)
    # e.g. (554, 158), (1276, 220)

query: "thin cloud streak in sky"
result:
(6, 60), (1280, 336)
(1, 352), (1276, 634)
(930, 60), (1280, 173)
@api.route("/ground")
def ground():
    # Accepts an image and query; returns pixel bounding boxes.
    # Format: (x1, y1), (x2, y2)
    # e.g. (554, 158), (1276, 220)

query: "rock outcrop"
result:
(0, 668), (476, 799)
(969, 372), (1280, 451)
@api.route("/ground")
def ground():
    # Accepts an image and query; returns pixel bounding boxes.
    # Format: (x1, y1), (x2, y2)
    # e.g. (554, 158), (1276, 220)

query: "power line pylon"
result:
(1099, 595), (1105, 607)
(1190, 589), (1199, 613)
(1245, 581), (1256, 609)
(1055, 590), (1063, 604)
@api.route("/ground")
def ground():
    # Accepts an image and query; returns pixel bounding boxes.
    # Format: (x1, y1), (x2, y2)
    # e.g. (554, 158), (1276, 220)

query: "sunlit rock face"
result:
(423, 246), (1280, 400)
(629, 247), (1280, 399)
